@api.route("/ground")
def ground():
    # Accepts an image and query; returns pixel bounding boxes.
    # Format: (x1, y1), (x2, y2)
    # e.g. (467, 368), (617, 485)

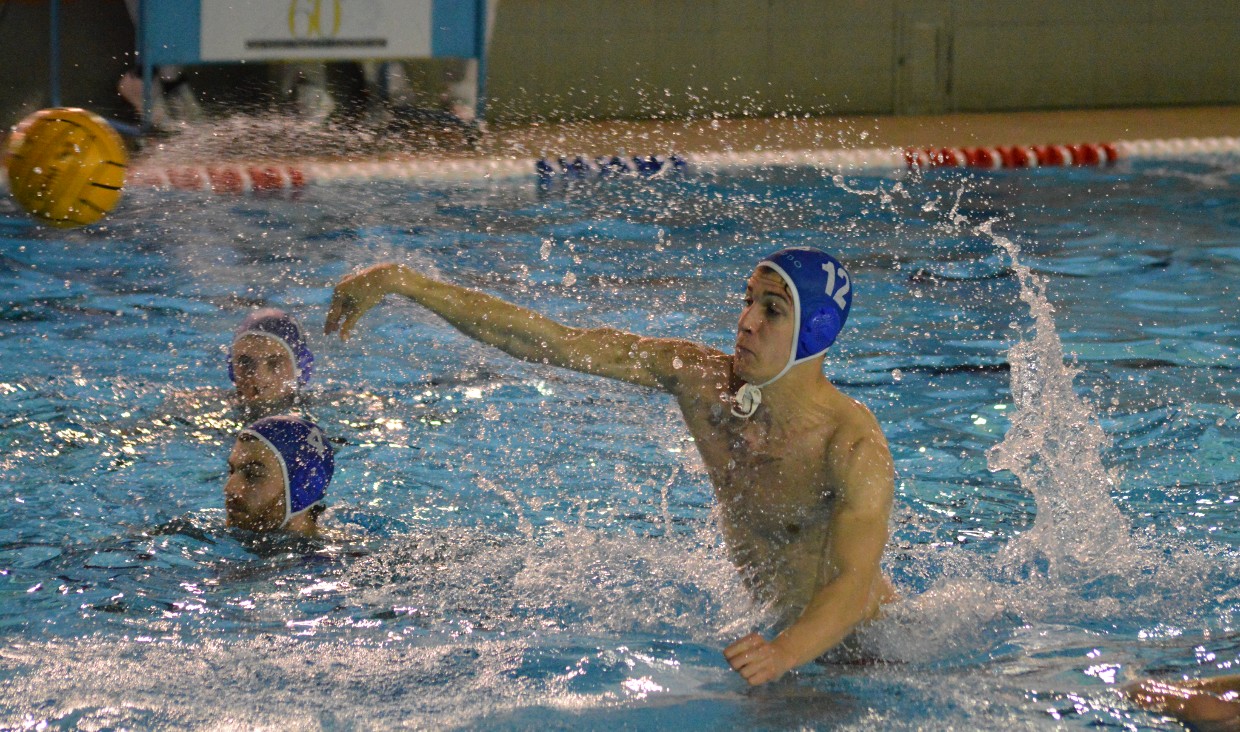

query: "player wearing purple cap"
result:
(228, 308), (315, 417)
(225, 415), (334, 536)
(325, 247), (895, 685)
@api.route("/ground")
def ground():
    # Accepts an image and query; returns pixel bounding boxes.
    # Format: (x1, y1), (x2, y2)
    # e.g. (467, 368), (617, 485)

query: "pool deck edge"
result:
(480, 105), (1240, 159)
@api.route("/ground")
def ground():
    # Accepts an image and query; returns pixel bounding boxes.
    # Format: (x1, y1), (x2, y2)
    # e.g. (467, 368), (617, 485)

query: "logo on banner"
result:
(201, 0), (436, 60)
(247, 0), (384, 50)
(289, 0), (342, 38)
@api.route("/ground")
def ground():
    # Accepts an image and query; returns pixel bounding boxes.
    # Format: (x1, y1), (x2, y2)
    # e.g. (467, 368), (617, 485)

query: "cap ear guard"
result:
(294, 344), (314, 386)
(800, 305), (844, 359)
(284, 422), (332, 521)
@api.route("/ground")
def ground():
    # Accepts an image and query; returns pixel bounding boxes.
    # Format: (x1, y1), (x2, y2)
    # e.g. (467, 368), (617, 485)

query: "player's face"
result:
(232, 334), (297, 407)
(224, 436), (286, 531)
(734, 267), (796, 384)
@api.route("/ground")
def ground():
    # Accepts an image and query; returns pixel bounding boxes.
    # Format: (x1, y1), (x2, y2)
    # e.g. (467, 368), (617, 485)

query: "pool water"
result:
(1, 154), (1238, 730)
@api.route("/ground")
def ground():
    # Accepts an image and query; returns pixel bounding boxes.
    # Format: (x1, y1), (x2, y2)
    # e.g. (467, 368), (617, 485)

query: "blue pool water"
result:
(1, 155), (1238, 729)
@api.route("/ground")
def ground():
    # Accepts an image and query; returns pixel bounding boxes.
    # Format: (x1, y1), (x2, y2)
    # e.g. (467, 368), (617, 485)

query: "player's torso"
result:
(678, 378), (842, 610)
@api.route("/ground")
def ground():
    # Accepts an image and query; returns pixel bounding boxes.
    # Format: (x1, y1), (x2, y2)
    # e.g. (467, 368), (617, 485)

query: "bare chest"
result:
(686, 397), (837, 538)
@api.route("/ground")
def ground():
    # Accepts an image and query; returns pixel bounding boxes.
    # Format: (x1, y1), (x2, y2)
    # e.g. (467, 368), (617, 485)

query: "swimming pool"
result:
(1, 152), (1237, 729)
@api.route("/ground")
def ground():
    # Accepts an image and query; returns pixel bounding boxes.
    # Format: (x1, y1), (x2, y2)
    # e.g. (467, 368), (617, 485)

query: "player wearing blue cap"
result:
(229, 309), (315, 417)
(326, 247), (895, 685)
(225, 415), (334, 535)
(730, 248), (855, 419)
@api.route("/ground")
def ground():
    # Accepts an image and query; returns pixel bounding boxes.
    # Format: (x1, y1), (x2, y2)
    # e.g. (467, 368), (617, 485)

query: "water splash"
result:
(869, 214), (1229, 662)
(980, 220), (1141, 580)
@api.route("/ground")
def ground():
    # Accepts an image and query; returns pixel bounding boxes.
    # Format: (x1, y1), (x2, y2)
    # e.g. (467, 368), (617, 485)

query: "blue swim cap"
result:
(241, 415), (334, 525)
(759, 247), (852, 363)
(732, 247), (853, 418)
(228, 308), (315, 387)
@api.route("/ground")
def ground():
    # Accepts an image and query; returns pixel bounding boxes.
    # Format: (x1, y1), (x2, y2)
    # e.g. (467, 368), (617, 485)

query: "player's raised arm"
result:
(326, 262), (716, 392)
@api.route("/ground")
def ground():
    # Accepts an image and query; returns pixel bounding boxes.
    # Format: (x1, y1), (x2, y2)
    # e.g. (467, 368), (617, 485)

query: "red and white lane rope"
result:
(125, 157), (531, 193)
(6, 136), (1239, 195)
(901, 142), (1120, 169)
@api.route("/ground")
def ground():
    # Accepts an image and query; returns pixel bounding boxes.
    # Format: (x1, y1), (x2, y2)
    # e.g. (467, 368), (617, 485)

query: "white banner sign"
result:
(201, 0), (433, 61)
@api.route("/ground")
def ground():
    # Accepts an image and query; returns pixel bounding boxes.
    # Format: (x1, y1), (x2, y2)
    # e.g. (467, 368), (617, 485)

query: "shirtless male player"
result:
(325, 246), (896, 686)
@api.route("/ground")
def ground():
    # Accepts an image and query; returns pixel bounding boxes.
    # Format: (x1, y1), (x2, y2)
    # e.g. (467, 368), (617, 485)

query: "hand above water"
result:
(325, 263), (410, 340)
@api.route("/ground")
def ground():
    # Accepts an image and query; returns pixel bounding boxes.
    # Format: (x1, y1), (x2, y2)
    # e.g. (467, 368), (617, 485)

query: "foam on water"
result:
(0, 527), (764, 729)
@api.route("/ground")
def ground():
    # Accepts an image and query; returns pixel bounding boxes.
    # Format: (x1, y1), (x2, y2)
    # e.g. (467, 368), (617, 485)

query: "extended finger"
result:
(324, 302), (341, 336)
(325, 287), (350, 334)
(337, 304), (367, 341)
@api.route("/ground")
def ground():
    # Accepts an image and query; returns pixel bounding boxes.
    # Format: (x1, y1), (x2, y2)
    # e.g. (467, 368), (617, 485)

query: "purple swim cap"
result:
(228, 308), (315, 387)
(241, 415), (334, 525)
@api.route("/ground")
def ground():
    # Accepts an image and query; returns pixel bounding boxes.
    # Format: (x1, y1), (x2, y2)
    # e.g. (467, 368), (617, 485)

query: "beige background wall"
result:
(485, 0), (1240, 122)
(952, 1), (1239, 111)
(0, 0), (1237, 129)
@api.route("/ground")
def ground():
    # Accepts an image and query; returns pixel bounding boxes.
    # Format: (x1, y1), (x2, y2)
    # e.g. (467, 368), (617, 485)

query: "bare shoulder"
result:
(824, 391), (894, 498)
(827, 391), (887, 449)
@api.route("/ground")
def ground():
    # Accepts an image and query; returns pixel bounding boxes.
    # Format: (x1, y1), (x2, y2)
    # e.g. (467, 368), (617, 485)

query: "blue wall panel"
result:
(432, 0), (481, 57)
(141, 0), (201, 65)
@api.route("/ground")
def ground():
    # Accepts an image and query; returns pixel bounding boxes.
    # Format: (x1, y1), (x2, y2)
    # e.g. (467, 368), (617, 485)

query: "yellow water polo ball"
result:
(4, 107), (127, 228)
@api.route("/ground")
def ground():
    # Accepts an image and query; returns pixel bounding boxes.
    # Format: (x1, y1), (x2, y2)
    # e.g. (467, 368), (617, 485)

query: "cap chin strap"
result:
(731, 358), (795, 419)
(732, 346), (834, 418)
(731, 383), (761, 419)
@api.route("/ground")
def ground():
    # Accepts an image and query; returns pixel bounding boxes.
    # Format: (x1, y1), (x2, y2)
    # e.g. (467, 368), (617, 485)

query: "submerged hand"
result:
(724, 632), (793, 686)
(325, 263), (406, 340)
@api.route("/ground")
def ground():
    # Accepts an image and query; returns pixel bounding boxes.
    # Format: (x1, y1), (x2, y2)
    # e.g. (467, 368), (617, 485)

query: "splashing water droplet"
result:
(980, 221), (1137, 579)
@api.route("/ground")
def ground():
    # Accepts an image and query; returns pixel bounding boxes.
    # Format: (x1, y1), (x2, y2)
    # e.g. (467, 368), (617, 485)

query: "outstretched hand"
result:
(724, 632), (793, 686)
(325, 263), (404, 340)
